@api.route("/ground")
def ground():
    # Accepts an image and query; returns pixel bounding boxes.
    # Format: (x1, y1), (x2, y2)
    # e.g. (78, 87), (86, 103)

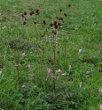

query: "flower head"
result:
(21, 52), (26, 57)
(24, 12), (27, 15)
(68, 65), (72, 72)
(68, 4), (71, 7)
(27, 64), (31, 69)
(43, 20), (46, 25)
(34, 21), (37, 24)
(60, 9), (63, 12)
(48, 68), (52, 75)
(35, 9), (40, 15)
(57, 69), (61, 74)
(99, 87), (102, 94)
(50, 23), (53, 27)
(64, 13), (68, 17)
(23, 21), (26, 25)
(58, 17), (63, 21)
(30, 11), (34, 16)
(100, 104), (102, 110)
(0, 70), (2, 76)
(78, 48), (83, 54)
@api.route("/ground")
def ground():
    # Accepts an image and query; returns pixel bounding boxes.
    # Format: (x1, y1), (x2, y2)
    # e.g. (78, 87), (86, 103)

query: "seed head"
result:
(64, 13), (68, 17)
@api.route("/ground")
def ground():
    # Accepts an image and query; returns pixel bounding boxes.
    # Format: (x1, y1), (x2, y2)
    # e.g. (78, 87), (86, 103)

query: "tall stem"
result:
(52, 29), (58, 100)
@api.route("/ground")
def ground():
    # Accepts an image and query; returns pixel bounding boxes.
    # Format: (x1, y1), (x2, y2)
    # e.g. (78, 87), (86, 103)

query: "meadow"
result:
(0, 0), (102, 110)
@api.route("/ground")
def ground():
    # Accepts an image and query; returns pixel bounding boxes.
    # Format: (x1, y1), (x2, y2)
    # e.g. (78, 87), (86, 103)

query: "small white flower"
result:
(21, 52), (26, 57)
(0, 70), (2, 76)
(22, 84), (26, 88)
(78, 48), (83, 54)
(62, 73), (67, 76)
(99, 88), (102, 94)
(68, 65), (72, 72)
(100, 104), (102, 110)
(28, 64), (31, 69)
(30, 52), (33, 54)
(79, 82), (82, 88)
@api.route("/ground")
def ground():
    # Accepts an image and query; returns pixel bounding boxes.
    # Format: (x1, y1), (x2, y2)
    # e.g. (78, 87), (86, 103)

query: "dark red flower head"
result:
(60, 9), (62, 12)
(48, 59), (51, 63)
(53, 21), (59, 29)
(21, 14), (24, 18)
(30, 11), (34, 16)
(53, 21), (57, 26)
(23, 21), (26, 25)
(41, 35), (44, 38)
(54, 25), (58, 29)
(52, 30), (57, 35)
(54, 31), (57, 35)
(50, 23), (53, 27)
(24, 12), (27, 15)
(43, 20), (46, 25)
(34, 21), (37, 24)
(58, 22), (61, 26)
(36, 9), (39, 13)
(57, 51), (60, 54)
(35, 9), (40, 15)
(24, 18), (27, 21)
(68, 4), (71, 7)
(37, 12), (39, 15)
(58, 17), (63, 21)
(64, 13), (68, 17)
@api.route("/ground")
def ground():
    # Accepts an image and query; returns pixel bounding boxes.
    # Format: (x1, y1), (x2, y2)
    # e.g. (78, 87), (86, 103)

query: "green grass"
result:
(0, 0), (102, 110)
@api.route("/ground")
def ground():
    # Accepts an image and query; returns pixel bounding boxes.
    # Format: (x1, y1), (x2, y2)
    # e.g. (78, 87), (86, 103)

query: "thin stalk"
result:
(52, 29), (58, 100)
